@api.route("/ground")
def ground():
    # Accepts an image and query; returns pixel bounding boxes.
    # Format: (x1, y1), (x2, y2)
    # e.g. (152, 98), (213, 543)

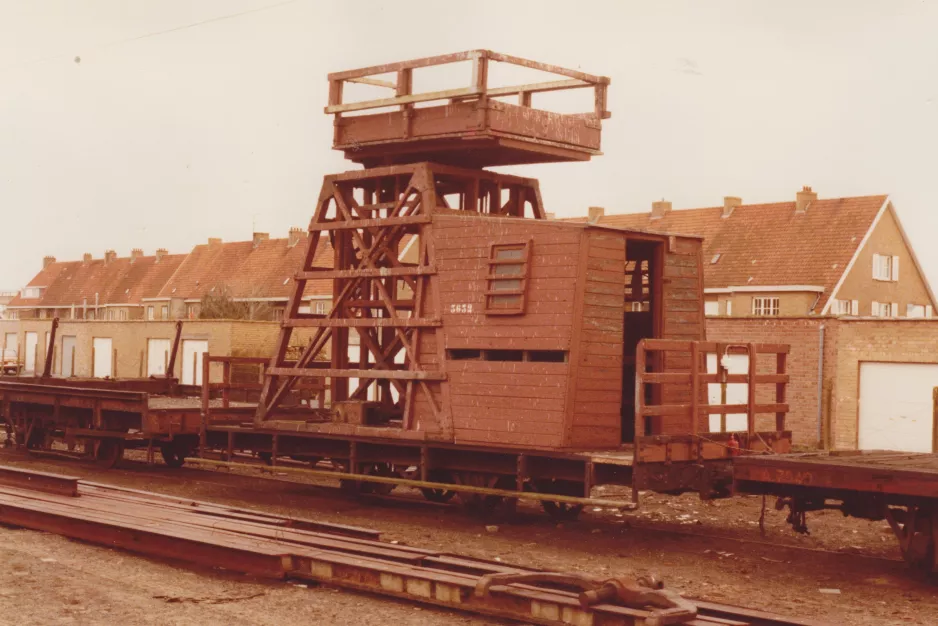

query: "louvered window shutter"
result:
(892, 256), (900, 281)
(891, 302), (899, 317)
(851, 300), (859, 315)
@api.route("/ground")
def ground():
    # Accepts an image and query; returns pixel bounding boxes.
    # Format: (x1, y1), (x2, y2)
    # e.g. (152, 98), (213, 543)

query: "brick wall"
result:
(708, 316), (938, 450)
(825, 319), (938, 449)
(707, 317), (824, 446)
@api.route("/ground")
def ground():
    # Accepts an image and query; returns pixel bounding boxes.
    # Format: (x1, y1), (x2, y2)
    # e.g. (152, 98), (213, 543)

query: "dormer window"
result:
(23, 287), (42, 299)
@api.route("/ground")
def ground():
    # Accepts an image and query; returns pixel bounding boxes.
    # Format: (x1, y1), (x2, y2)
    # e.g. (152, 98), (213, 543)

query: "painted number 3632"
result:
(449, 303), (473, 314)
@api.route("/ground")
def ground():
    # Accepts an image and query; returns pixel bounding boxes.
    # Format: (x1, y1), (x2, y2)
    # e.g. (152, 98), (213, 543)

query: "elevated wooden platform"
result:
(327, 50), (610, 168)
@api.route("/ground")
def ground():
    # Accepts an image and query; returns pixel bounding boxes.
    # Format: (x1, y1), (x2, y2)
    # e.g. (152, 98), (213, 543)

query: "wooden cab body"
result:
(414, 214), (705, 450)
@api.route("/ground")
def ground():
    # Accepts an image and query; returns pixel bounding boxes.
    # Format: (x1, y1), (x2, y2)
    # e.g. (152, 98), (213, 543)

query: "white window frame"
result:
(160, 305), (169, 320)
(871, 301), (891, 317)
(315, 300), (328, 315)
(751, 297), (780, 317)
(704, 300), (720, 317)
(872, 254), (900, 282)
(147, 306), (155, 321)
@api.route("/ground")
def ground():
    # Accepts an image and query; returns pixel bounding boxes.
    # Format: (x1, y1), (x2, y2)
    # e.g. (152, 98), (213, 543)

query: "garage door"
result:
(92, 338), (113, 378)
(181, 339), (209, 385)
(24, 332), (38, 374)
(147, 338), (172, 377)
(859, 362), (938, 452)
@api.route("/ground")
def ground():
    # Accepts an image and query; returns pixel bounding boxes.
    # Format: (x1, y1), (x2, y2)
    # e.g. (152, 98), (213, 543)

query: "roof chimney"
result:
(130, 248), (143, 263)
(252, 232), (269, 249)
(587, 206), (605, 223)
(104, 250), (117, 265)
(208, 237), (222, 249)
(155, 248), (168, 263)
(722, 196), (741, 218)
(82, 253), (92, 264)
(651, 199), (672, 220)
(288, 227), (303, 248)
(42, 256), (56, 270)
(795, 186), (817, 214)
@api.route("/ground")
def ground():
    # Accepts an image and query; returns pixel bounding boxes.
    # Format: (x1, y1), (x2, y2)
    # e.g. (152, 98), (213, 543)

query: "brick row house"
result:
(584, 188), (938, 453)
(0, 229), (333, 382)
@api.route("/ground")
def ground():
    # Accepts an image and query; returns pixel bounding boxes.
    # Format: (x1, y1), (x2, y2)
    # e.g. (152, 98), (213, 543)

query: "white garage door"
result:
(859, 362), (938, 452)
(147, 338), (172, 377)
(92, 338), (113, 378)
(24, 332), (38, 374)
(181, 339), (209, 385)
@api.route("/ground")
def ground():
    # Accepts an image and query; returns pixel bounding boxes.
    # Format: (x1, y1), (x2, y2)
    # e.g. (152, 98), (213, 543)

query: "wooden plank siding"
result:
(429, 215), (579, 447)
(413, 213), (706, 450)
(565, 230), (625, 448)
(658, 237), (707, 434)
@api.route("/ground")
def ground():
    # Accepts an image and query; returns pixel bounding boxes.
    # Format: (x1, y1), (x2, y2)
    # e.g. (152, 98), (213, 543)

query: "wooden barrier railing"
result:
(634, 339), (791, 464)
(199, 356), (327, 448)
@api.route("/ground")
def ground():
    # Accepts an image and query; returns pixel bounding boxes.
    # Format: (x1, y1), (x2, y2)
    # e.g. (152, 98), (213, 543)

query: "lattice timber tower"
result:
(255, 50), (612, 441)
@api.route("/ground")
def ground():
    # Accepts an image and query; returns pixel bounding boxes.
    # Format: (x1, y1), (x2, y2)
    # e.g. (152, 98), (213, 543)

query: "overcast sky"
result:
(1, 0), (937, 291)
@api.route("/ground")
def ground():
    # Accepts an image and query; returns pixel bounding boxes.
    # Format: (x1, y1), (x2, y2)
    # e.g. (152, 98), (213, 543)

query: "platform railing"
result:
(633, 339), (791, 464)
(325, 49), (610, 119)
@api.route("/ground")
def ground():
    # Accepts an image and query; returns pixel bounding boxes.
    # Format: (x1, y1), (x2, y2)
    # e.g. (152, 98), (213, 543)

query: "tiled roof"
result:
(577, 194), (888, 313)
(156, 233), (334, 301)
(7, 254), (187, 308)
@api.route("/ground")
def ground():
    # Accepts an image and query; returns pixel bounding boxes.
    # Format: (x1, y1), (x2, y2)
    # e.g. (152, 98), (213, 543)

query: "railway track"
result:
(0, 463), (823, 626)
(0, 443), (905, 573)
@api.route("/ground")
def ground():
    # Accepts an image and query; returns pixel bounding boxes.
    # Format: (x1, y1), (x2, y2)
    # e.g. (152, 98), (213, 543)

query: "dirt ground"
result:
(1, 447), (936, 626)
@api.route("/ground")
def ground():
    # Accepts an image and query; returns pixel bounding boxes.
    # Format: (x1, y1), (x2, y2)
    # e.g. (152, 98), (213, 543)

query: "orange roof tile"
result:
(578, 195), (888, 312)
(7, 253), (187, 308)
(156, 233), (334, 301)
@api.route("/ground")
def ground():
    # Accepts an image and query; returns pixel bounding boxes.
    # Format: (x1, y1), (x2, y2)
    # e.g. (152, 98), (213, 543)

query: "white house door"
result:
(181, 339), (208, 385)
(147, 338), (172, 377)
(92, 338), (113, 378)
(706, 353), (749, 432)
(859, 362), (938, 452)
(24, 332), (38, 374)
(61, 336), (77, 377)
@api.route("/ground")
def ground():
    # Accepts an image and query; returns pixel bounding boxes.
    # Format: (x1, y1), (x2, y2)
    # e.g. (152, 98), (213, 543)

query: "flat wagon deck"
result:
(734, 451), (938, 573)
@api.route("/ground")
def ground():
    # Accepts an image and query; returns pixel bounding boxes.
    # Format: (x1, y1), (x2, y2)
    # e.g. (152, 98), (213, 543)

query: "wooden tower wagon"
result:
(253, 50), (791, 465)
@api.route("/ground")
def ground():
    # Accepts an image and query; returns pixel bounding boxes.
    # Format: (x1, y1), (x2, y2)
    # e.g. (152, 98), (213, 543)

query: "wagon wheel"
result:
(455, 474), (514, 516)
(94, 439), (124, 470)
(420, 469), (457, 503)
(159, 441), (188, 468)
(533, 479), (585, 521)
(359, 462), (397, 496)
(338, 462), (398, 496)
(887, 507), (937, 575)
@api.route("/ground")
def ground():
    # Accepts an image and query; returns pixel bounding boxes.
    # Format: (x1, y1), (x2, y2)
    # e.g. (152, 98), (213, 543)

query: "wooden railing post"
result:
(634, 340), (646, 442)
(746, 343), (757, 439)
(776, 351), (787, 432)
(200, 355), (211, 456)
(690, 342), (700, 436)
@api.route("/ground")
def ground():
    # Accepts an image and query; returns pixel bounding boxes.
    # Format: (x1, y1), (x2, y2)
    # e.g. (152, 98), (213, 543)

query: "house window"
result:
(752, 297), (780, 316)
(484, 242), (530, 315)
(871, 301), (894, 317)
(23, 287), (41, 299)
(186, 303), (197, 319)
(872, 254), (899, 282)
(315, 300), (328, 315)
(830, 299), (859, 316)
(119, 309), (127, 321)
(147, 306), (155, 321)
(160, 305), (169, 320)
(704, 300), (720, 316)
(907, 304), (927, 319)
